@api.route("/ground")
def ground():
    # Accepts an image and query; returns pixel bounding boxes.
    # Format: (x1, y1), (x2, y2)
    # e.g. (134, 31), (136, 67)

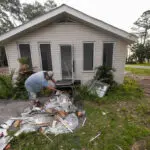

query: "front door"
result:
(60, 45), (73, 79)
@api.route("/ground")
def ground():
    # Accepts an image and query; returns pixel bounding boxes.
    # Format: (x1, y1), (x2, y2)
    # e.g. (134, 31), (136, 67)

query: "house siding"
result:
(5, 22), (128, 83)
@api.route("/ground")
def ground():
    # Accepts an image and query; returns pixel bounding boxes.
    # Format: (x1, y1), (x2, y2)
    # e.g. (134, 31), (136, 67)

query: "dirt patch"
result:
(126, 74), (150, 97)
(139, 77), (150, 97)
(132, 136), (150, 150)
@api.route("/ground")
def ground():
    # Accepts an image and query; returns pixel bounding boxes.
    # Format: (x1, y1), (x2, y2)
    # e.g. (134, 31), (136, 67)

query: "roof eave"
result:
(0, 4), (137, 44)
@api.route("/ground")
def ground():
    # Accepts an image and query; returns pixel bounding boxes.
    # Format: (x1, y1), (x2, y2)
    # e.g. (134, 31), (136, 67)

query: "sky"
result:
(20, 0), (150, 32)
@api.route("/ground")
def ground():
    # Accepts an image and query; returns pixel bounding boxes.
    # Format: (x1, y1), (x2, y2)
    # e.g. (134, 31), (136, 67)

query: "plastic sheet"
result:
(44, 93), (77, 113)
(0, 120), (14, 129)
(45, 113), (79, 134)
(0, 128), (7, 137)
(0, 136), (13, 150)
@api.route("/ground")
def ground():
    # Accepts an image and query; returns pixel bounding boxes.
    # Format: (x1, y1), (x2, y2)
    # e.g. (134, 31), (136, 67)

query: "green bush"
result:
(0, 72), (31, 100)
(75, 85), (99, 102)
(94, 65), (116, 86)
(13, 71), (33, 100)
(0, 74), (13, 99)
(18, 57), (29, 65)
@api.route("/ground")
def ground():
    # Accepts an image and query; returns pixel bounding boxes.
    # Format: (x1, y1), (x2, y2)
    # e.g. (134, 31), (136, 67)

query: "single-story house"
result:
(0, 4), (137, 84)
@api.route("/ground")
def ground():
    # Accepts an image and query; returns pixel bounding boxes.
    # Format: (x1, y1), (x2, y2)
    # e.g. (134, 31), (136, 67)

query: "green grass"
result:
(76, 77), (144, 103)
(10, 98), (150, 150)
(125, 67), (150, 76)
(126, 63), (150, 66)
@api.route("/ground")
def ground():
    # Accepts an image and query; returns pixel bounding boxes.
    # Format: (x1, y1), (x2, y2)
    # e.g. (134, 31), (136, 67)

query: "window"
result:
(19, 44), (32, 68)
(40, 44), (52, 71)
(83, 43), (94, 70)
(103, 43), (113, 68)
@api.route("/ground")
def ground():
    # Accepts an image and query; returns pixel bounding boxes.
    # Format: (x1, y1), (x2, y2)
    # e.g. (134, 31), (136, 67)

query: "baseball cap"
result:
(47, 71), (54, 78)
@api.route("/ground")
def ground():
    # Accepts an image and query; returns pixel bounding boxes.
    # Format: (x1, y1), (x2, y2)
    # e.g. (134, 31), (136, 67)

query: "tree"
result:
(22, 1), (45, 22)
(130, 43), (146, 63)
(0, 0), (57, 35)
(44, 0), (57, 12)
(133, 10), (150, 45)
(0, 0), (24, 27)
(0, 0), (57, 66)
(145, 41), (150, 62)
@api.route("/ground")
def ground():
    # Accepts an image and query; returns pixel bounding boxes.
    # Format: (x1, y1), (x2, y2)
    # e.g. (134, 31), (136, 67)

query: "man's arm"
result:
(51, 78), (56, 84)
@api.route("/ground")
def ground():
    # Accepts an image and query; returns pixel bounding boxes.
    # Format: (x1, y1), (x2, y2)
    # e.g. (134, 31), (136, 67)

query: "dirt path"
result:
(138, 76), (150, 97)
(126, 73), (150, 97)
(0, 97), (49, 124)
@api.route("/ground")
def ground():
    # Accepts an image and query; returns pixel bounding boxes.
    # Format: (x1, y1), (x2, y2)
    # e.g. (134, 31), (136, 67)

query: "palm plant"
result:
(94, 65), (116, 86)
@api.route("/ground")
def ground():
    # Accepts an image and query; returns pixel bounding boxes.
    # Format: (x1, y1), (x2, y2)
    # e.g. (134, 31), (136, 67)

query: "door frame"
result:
(59, 44), (74, 80)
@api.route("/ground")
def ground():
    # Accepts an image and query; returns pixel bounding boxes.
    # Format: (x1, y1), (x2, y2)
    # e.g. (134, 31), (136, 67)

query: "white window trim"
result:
(82, 41), (95, 72)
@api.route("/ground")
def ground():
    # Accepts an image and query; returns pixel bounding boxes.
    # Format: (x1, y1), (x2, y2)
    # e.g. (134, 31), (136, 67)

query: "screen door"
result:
(60, 45), (72, 79)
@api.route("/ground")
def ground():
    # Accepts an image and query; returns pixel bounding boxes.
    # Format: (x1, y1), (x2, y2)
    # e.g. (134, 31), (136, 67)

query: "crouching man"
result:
(25, 71), (58, 101)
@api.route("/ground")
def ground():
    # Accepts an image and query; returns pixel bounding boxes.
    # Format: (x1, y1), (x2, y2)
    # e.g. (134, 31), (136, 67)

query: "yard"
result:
(126, 63), (150, 66)
(10, 98), (150, 150)
(0, 65), (150, 150)
(6, 76), (150, 150)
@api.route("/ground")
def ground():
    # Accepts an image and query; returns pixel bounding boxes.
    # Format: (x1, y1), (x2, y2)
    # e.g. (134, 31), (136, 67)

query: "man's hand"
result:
(56, 90), (63, 94)
(48, 86), (57, 91)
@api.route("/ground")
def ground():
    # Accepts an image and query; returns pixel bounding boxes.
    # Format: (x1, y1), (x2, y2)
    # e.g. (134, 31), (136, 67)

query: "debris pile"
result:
(0, 92), (86, 150)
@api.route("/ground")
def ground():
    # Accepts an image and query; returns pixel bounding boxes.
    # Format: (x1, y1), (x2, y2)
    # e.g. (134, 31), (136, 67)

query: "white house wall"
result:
(5, 22), (127, 83)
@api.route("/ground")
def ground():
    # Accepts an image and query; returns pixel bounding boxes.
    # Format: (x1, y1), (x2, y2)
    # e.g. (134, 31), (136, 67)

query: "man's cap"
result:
(47, 71), (54, 78)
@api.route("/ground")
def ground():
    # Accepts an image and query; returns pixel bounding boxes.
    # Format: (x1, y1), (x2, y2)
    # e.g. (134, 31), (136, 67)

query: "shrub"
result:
(13, 71), (33, 100)
(94, 65), (116, 86)
(75, 85), (99, 103)
(18, 57), (29, 65)
(12, 57), (33, 100)
(0, 74), (13, 99)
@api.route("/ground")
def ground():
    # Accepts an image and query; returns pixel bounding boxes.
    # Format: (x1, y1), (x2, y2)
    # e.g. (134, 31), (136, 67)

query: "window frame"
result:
(17, 42), (33, 67)
(102, 41), (116, 68)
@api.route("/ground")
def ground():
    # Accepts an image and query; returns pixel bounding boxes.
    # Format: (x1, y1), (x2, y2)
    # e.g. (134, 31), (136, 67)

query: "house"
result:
(0, 4), (137, 84)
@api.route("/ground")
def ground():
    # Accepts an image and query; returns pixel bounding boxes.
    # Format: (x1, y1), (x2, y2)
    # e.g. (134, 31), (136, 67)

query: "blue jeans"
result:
(25, 83), (37, 100)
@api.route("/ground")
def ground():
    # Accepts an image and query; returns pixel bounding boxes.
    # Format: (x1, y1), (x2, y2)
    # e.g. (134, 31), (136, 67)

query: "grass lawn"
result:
(126, 63), (150, 66)
(10, 77), (150, 150)
(125, 67), (150, 76)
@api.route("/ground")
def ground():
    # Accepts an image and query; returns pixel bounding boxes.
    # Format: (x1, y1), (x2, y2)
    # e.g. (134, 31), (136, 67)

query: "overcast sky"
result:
(20, 0), (150, 32)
